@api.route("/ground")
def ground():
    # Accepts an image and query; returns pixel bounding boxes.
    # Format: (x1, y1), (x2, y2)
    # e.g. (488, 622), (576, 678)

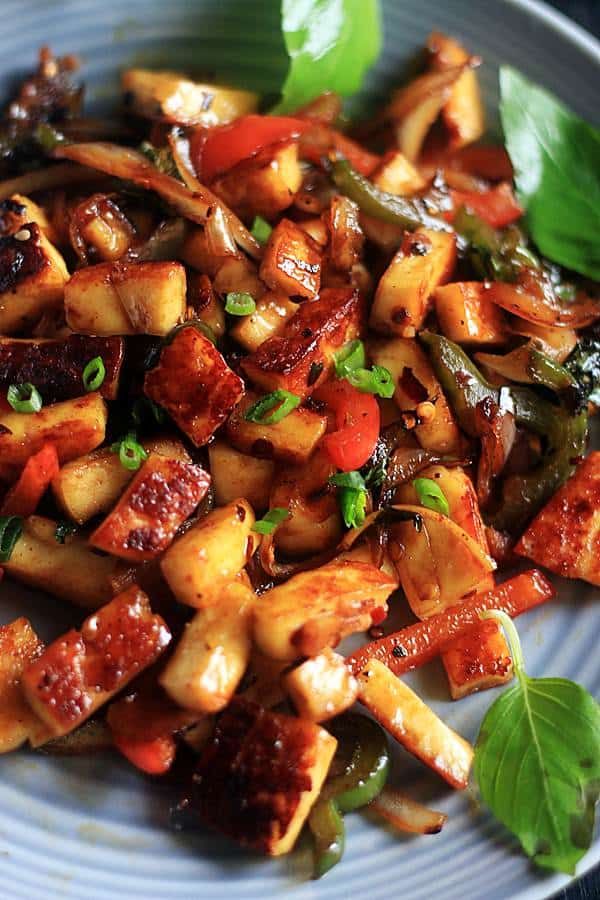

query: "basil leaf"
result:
(275, 0), (381, 113)
(500, 67), (600, 279)
(474, 610), (600, 875)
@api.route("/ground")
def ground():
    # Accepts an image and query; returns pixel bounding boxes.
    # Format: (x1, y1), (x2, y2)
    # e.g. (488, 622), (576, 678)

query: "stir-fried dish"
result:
(0, 23), (599, 881)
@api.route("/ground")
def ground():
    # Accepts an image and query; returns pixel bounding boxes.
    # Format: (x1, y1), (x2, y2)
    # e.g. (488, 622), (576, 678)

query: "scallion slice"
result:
(250, 215), (272, 245)
(82, 356), (106, 392)
(110, 431), (149, 472)
(252, 507), (290, 535)
(244, 390), (301, 425)
(413, 477), (450, 517)
(7, 383), (42, 414)
(225, 292), (256, 316)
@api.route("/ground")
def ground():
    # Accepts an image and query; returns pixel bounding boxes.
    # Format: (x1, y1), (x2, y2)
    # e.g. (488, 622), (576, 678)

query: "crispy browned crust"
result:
(0, 223), (48, 294)
(242, 287), (363, 398)
(90, 455), (210, 561)
(259, 218), (322, 300)
(144, 325), (245, 446)
(193, 699), (319, 852)
(0, 334), (124, 401)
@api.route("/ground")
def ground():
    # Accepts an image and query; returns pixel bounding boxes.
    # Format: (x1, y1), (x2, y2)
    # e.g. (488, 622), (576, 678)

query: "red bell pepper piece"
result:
(113, 733), (176, 776)
(0, 443), (59, 516)
(299, 124), (380, 176)
(314, 379), (380, 472)
(449, 182), (523, 228)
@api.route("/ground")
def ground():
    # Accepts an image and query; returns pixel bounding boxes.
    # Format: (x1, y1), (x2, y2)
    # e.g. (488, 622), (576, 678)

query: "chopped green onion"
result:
(55, 521), (77, 544)
(346, 365), (395, 399)
(82, 356), (106, 392)
(110, 431), (149, 472)
(7, 383), (42, 414)
(334, 340), (367, 378)
(0, 515), (23, 562)
(329, 471), (368, 529)
(413, 477), (450, 517)
(132, 396), (166, 427)
(251, 215), (272, 245)
(225, 292), (256, 316)
(252, 507), (290, 535)
(244, 390), (301, 425)
(329, 471), (367, 491)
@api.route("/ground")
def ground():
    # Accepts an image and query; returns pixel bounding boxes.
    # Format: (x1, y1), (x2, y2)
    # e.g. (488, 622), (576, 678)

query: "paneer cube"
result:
(21, 585), (171, 738)
(442, 619), (513, 700)
(515, 452), (600, 586)
(230, 292), (299, 352)
(283, 649), (358, 722)
(208, 440), (274, 511)
(193, 699), (337, 855)
(212, 143), (303, 220)
(90, 454), (210, 562)
(370, 229), (456, 335)
(434, 282), (505, 345)
(259, 218), (321, 300)
(0, 223), (69, 334)
(242, 287), (363, 399)
(0, 618), (44, 752)
(144, 324), (245, 446)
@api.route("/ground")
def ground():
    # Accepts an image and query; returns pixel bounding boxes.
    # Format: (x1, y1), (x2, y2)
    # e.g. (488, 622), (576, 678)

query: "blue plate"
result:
(0, 1), (598, 898)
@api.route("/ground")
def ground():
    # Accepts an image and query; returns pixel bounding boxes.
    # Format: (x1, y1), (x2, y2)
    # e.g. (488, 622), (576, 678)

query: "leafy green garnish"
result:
(474, 609), (600, 875)
(500, 67), (600, 280)
(252, 507), (290, 535)
(565, 328), (600, 407)
(275, 0), (381, 113)
(329, 470), (368, 528)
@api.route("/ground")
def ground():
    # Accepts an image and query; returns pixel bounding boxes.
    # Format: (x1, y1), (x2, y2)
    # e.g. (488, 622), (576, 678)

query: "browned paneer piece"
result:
(65, 260), (187, 336)
(0, 393), (107, 481)
(144, 324), (245, 446)
(0, 223), (69, 334)
(434, 282), (506, 346)
(226, 392), (327, 466)
(427, 31), (485, 151)
(230, 292), (299, 352)
(212, 144), (303, 220)
(283, 649), (358, 722)
(370, 229), (456, 335)
(21, 585), (171, 738)
(0, 334), (124, 402)
(442, 619), (513, 700)
(328, 195), (364, 272)
(515, 452), (600, 586)
(0, 618), (44, 752)
(193, 699), (337, 855)
(90, 454), (210, 562)
(259, 218), (321, 300)
(242, 287), (363, 399)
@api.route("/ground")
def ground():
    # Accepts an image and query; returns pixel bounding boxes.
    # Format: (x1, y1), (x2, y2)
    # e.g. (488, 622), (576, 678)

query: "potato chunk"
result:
(259, 218), (321, 300)
(194, 699), (337, 855)
(213, 144), (302, 220)
(356, 659), (473, 789)
(144, 325), (244, 447)
(0, 223), (69, 334)
(428, 31), (484, 150)
(65, 260), (186, 336)
(160, 499), (256, 608)
(0, 618), (44, 752)
(208, 440), (274, 511)
(0, 393), (107, 481)
(370, 229), (456, 335)
(242, 287), (363, 399)
(159, 581), (254, 713)
(434, 281), (505, 346)
(283, 649), (358, 722)
(515, 452), (600, 586)
(253, 559), (398, 661)
(22, 585), (171, 738)
(90, 455), (210, 562)
(442, 619), (513, 700)
(230, 292), (299, 352)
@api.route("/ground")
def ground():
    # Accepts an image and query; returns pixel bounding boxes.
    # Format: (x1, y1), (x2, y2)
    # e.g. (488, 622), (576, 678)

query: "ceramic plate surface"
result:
(0, 1), (598, 898)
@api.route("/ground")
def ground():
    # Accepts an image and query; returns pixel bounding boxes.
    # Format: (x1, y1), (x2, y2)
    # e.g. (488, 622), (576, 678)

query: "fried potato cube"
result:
(160, 499), (256, 608)
(90, 454), (210, 562)
(356, 658), (473, 789)
(65, 260), (186, 336)
(52, 436), (190, 525)
(144, 325), (244, 446)
(194, 699), (337, 855)
(259, 218), (321, 300)
(226, 392), (327, 466)
(515, 452), (600, 586)
(361, 152), (426, 252)
(328, 195), (364, 272)
(242, 287), (363, 399)
(369, 337), (464, 454)
(3, 516), (124, 609)
(283, 649), (358, 722)
(122, 69), (258, 126)
(0, 393), (107, 481)
(0, 193), (58, 243)
(212, 143), (302, 220)
(0, 618), (44, 752)
(159, 581), (254, 713)
(0, 223), (69, 334)
(434, 281), (505, 345)
(230, 292), (299, 352)
(0, 334), (124, 403)
(208, 440), (274, 512)
(428, 31), (484, 150)
(370, 229), (456, 335)
(211, 256), (264, 299)
(22, 585), (171, 738)
(253, 559), (398, 661)
(442, 619), (513, 700)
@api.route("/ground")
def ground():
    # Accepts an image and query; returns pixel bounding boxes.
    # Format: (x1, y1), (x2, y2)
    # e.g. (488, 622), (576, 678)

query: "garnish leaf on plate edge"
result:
(500, 66), (600, 280)
(474, 610), (600, 875)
